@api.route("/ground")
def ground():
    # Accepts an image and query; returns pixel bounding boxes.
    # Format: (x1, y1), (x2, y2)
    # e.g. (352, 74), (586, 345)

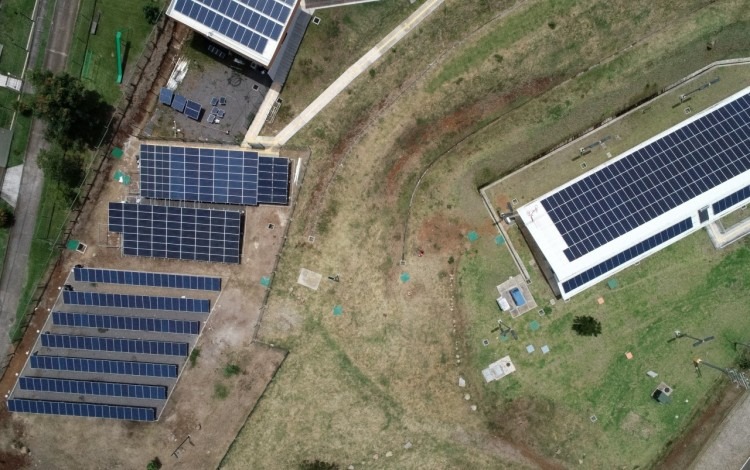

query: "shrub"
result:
(572, 315), (601, 337)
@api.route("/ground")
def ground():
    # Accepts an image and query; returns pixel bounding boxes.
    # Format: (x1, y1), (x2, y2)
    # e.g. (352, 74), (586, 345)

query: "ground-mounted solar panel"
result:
(159, 87), (174, 106)
(561, 218), (693, 293)
(73, 267), (221, 291)
(40, 333), (189, 357)
(108, 203), (243, 264)
(540, 93), (750, 261)
(712, 184), (750, 215)
(185, 100), (202, 121)
(171, 94), (187, 113)
(19, 377), (168, 400)
(257, 156), (290, 204)
(62, 290), (211, 313)
(29, 355), (178, 378)
(7, 398), (156, 421)
(53, 312), (201, 335)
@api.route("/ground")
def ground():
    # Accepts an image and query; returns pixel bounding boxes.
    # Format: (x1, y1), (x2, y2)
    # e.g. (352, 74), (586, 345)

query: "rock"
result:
(458, 377), (466, 387)
(20, 446), (29, 455)
(464, 394), (470, 400)
(471, 405), (477, 411)
(386, 451), (393, 457)
(348, 466), (354, 470)
(404, 441), (412, 449)
(373, 454), (378, 460)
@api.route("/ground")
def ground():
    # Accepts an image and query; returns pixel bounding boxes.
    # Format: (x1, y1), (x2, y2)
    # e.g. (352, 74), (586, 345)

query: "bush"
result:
(146, 457), (162, 470)
(223, 363), (241, 377)
(143, 5), (161, 24)
(0, 206), (14, 228)
(189, 347), (201, 367)
(572, 315), (601, 337)
(299, 460), (339, 470)
(214, 383), (229, 399)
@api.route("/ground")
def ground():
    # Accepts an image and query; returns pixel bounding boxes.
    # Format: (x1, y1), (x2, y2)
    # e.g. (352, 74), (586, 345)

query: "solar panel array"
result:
(7, 399), (156, 421)
(30, 355), (178, 378)
(185, 100), (202, 121)
(561, 218), (693, 293)
(73, 267), (221, 291)
(63, 290), (211, 313)
(541, 92), (750, 261)
(53, 312), (201, 335)
(258, 156), (291, 204)
(712, 184), (750, 215)
(19, 377), (168, 400)
(108, 202), (243, 264)
(172, 0), (295, 54)
(172, 94), (187, 113)
(139, 144), (290, 206)
(41, 333), (189, 357)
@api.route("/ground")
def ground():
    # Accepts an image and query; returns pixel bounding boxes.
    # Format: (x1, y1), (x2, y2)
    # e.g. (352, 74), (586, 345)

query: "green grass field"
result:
(0, 88), (32, 167)
(0, 0), (35, 77)
(67, 0), (159, 104)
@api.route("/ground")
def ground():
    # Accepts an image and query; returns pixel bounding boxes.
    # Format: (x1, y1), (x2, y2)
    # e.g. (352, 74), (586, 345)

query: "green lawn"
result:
(0, 0), (35, 77)
(0, 88), (32, 166)
(67, 0), (160, 104)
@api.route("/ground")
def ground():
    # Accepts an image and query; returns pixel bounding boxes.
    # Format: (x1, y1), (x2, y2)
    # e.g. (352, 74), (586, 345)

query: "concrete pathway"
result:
(243, 81), (281, 144)
(0, 0), (79, 373)
(245, 0), (445, 147)
(691, 391), (750, 469)
(706, 214), (750, 248)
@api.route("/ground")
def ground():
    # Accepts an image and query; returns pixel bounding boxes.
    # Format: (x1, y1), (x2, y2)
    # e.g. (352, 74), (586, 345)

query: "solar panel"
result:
(29, 355), (178, 378)
(185, 100), (202, 121)
(541, 93), (750, 261)
(139, 144), (291, 206)
(561, 218), (693, 293)
(712, 184), (750, 215)
(7, 398), (156, 421)
(159, 88), (174, 106)
(171, 94), (187, 113)
(63, 290), (211, 312)
(19, 377), (168, 400)
(73, 267), (222, 291)
(53, 312), (201, 335)
(171, 0), (291, 54)
(41, 333), (189, 356)
(108, 202), (243, 264)
(257, 155), (290, 204)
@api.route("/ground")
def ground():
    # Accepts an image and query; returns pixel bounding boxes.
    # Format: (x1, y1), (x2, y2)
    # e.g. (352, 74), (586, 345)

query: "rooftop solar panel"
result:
(19, 376), (168, 400)
(53, 312), (201, 335)
(185, 100), (202, 121)
(7, 398), (156, 421)
(712, 183), (750, 215)
(108, 202), (243, 264)
(73, 267), (222, 291)
(541, 93), (750, 261)
(171, 94), (187, 113)
(139, 144), (290, 206)
(63, 290), (211, 312)
(41, 333), (189, 356)
(29, 355), (178, 378)
(159, 88), (174, 106)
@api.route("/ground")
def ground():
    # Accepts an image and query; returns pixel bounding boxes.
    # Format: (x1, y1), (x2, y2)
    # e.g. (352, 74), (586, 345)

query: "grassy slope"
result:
(224, 0), (750, 468)
(0, 0), (35, 77)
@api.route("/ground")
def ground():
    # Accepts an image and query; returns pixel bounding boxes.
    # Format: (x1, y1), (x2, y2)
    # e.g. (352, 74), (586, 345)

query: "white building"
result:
(518, 86), (750, 299)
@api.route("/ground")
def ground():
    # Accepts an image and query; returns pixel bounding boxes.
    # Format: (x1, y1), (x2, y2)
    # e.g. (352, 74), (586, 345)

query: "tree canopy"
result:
(37, 144), (85, 202)
(29, 71), (111, 149)
(571, 315), (602, 337)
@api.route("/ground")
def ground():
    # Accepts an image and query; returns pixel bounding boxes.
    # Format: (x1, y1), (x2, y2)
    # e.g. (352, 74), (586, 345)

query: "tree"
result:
(299, 460), (339, 470)
(0, 206), (14, 228)
(571, 315), (602, 337)
(143, 4), (161, 25)
(28, 71), (112, 149)
(146, 458), (162, 470)
(37, 145), (85, 202)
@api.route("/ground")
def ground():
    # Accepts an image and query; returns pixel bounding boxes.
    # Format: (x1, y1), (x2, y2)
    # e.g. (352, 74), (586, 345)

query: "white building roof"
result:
(167, 0), (299, 67)
(519, 85), (750, 298)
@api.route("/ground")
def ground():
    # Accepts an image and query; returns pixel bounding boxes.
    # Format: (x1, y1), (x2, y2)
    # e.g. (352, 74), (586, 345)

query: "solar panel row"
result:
(7, 399), (156, 421)
(53, 312), (201, 335)
(41, 333), (189, 357)
(29, 355), (178, 378)
(712, 184), (750, 215)
(173, 0), (270, 53)
(172, 94), (187, 113)
(19, 377), (167, 400)
(561, 218), (693, 293)
(73, 267), (222, 291)
(541, 93), (750, 261)
(63, 290), (211, 313)
(185, 100), (202, 121)
(108, 203), (243, 264)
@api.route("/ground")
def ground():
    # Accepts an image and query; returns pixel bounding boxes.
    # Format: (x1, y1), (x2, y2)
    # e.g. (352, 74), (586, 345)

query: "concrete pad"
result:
(1, 164), (23, 207)
(526, 344), (535, 354)
(297, 267), (322, 290)
(541, 345), (550, 354)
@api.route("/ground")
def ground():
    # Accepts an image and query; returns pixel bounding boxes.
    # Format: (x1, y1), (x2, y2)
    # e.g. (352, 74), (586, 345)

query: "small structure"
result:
(510, 287), (526, 307)
(496, 275), (537, 318)
(496, 297), (510, 311)
(482, 356), (516, 383)
(651, 382), (674, 404)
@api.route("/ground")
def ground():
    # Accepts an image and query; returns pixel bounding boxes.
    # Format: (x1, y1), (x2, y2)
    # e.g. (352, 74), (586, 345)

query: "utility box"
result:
(496, 297), (511, 311)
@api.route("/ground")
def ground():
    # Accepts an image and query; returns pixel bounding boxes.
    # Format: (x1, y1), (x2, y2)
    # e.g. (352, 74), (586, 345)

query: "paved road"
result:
(691, 391), (750, 469)
(0, 0), (80, 373)
(247, 0), (445, 147)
